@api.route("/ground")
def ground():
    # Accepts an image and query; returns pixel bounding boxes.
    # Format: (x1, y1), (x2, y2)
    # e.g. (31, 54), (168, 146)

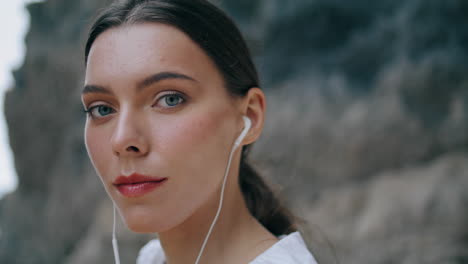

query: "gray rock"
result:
(304, 153), (468, 263)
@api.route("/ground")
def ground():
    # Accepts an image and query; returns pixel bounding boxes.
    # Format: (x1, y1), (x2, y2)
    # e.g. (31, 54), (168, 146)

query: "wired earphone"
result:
(112, 115), (252, 264)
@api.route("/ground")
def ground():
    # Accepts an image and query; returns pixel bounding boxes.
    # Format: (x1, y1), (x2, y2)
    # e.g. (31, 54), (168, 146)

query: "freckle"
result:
(197, 120), (204, 129)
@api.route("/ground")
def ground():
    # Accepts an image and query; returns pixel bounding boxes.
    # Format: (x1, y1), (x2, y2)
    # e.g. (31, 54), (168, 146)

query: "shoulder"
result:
(250, 232), (318, 264)
(136, 232), (318, 264)
(136, 238), (166, 264)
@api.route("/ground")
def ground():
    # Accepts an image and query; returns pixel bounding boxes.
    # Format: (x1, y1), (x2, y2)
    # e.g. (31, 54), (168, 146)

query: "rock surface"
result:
(1, 0), (467, 263)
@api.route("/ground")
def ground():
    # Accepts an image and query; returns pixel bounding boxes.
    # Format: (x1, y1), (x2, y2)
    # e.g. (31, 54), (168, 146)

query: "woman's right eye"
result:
(84, 105), (116, 119)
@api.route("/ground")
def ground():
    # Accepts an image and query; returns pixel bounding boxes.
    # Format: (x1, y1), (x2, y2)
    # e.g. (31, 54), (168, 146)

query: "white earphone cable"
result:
(194, 116), (250, 264)
(193, 135), (239, 264)
(113, 205), (121, 264)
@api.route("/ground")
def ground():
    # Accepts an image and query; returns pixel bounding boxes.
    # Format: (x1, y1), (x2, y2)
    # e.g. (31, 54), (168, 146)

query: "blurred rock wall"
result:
(1, 0), (467, 263)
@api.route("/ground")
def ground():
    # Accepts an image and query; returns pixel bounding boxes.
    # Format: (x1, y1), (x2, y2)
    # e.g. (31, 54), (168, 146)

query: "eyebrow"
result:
(137, 71), (197, 91)
(82, 71), (197, 95)
(82, 84), (111, 95)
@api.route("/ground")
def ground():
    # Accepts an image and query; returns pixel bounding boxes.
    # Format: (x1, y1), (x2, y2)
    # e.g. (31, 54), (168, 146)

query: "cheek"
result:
(151, 108), (235, 212)
(157, 109), (234, 161)
(84, 124), (112, 178)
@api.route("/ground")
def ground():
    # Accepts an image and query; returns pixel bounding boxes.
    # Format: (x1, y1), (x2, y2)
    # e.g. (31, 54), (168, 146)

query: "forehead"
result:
(85, 22), (221, 86)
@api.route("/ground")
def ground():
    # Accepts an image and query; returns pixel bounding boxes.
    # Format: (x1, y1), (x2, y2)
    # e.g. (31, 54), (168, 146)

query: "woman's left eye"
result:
(156, 92), (185, 108)
(84, 104), (116, 119)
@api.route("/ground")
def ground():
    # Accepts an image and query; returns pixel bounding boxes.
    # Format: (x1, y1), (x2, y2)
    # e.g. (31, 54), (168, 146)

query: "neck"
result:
(158, 163), (277, 264)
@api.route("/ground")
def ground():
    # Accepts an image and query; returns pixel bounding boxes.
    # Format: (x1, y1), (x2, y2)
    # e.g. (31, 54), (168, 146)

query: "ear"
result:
(240, 87), (266, 145)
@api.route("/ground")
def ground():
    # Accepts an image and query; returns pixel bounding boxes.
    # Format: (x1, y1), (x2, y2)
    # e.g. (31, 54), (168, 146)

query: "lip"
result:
(113, 173), (167, 198)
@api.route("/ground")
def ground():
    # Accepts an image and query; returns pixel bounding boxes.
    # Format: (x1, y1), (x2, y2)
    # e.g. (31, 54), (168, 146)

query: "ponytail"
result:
(239, 146), (298, 236)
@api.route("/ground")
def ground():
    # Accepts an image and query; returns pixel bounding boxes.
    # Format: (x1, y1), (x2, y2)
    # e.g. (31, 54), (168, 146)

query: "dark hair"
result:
(84, 0), (297, 236)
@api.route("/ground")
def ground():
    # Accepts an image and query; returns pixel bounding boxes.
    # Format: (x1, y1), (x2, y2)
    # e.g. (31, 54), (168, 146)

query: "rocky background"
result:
(1, 0), (467, 263)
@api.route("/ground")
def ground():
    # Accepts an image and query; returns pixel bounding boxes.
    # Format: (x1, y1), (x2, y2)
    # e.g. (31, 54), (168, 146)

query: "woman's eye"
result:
(157, 93), (185, 108)
(85, 105), (115, 119)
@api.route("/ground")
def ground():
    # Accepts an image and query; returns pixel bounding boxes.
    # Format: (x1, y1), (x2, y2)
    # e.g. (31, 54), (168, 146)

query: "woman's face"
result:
(82, 23), (244, 233)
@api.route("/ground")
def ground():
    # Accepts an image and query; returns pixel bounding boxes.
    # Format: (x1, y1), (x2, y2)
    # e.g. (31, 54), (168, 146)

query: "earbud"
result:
(234, 116), (251, 148)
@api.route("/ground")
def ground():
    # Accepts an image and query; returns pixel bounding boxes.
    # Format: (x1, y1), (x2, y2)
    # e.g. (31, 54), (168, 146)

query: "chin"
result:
(120, 207), (174, 234)
(126, 221), (162, 234)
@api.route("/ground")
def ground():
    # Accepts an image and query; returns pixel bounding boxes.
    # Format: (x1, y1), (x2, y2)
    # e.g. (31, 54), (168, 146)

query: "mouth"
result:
(113, 173), (167, 198)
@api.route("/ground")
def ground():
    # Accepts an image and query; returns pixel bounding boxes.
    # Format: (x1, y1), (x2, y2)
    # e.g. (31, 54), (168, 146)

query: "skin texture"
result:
(82, 23), (276, 263)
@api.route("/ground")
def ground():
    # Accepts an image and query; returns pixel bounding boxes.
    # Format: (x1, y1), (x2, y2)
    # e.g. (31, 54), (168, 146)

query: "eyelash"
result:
(82, 91), (186, 119)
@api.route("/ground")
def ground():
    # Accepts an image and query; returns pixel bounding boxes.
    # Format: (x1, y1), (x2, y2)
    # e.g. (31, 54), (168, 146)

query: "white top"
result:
(136, 231), (318, 264)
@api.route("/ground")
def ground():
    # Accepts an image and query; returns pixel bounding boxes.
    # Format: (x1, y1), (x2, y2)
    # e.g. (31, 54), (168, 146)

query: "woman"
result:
(82, 0), (317, 263)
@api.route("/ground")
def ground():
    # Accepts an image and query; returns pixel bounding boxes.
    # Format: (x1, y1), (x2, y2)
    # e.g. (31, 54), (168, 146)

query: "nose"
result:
(111, 110), (149, 158)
